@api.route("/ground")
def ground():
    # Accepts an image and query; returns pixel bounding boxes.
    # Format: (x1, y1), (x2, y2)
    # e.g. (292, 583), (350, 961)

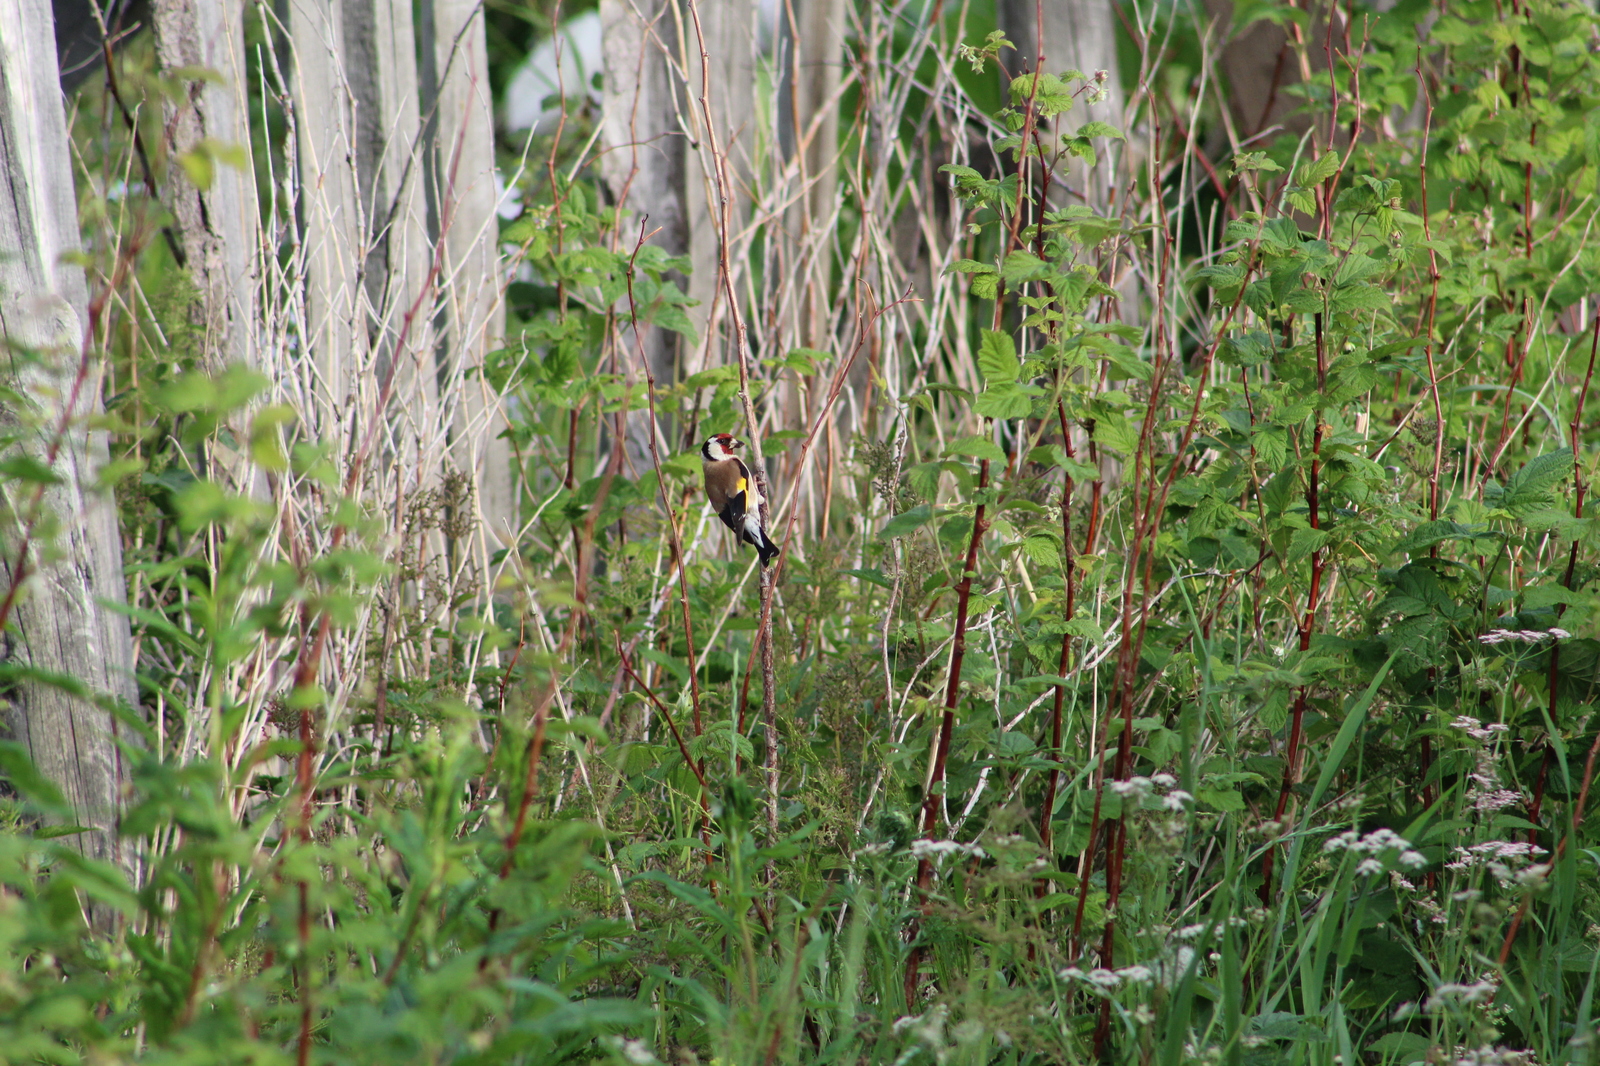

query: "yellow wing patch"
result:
(736, 477), (747, 493)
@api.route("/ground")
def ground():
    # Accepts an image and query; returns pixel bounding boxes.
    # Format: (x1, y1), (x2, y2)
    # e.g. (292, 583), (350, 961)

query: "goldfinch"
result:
(700, 433), (781, 566)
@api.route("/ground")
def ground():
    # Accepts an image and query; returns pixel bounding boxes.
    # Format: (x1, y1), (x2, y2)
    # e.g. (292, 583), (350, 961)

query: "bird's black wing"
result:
(715, 459), (752, 534)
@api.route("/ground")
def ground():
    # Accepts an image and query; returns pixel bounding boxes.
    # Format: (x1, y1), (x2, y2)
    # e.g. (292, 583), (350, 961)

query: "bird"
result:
(700, 433), (781, 567)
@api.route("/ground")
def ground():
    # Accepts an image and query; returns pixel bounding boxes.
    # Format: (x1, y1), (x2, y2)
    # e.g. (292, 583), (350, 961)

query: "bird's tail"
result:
(742, 516), (782, 567)
(755, 529), (781, 567)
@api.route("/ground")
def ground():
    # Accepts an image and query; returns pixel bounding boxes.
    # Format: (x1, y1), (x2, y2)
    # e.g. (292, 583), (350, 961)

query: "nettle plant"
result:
(883, 0), (1600, 1056)
(491, 175), (699, 512)
(1171, 0), (1600, 1051)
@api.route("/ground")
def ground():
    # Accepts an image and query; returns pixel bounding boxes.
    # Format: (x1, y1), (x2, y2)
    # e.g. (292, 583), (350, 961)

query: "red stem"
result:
(903, 455), (993, 1004)
(1527, 316), (1598, 838)
(1261, 313), (1329, 902)
(1038, 403), (1080, 887)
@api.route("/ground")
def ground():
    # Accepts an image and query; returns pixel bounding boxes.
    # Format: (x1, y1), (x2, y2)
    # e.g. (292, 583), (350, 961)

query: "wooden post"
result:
(344, 0), (439, 475)
(681, 0), (761, 378)
(996, 0), (1126, 210)
(152, 0), (258, 374)
(0, 0), (138, 882)
(288, 0), (368, 448)
(601, 0), (688, 387)
(426, 0), (515, 543)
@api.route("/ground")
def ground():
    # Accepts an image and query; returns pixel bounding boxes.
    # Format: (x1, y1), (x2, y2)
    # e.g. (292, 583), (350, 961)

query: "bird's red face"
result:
(702, 433), (743, 461)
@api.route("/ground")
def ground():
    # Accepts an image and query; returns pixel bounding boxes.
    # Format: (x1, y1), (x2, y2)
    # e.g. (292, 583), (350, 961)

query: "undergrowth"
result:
(6, 0), (1600, 1063)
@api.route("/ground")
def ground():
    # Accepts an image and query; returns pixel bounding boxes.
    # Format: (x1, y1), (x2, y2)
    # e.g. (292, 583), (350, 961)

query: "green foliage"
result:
(11, 1), (1600, 1064)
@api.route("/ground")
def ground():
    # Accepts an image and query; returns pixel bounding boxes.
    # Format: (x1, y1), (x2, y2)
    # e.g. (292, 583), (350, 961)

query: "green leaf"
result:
(1261, 466), (1299, 513)
(1505, 449), (1573, 505)
(1065, 616), (1105, 642)
(1366, 1033), (1432, 1063)
(1523, 584), (1585, 609)
(774, 348), (828, 374)
(1250, 220), (1297, 256)
(974, 383), (1037, 421)
(1287, 527), (1330, 565)
(1329, 283), (1390, 313)
(34, 824), (91, 839)
(942, 163), (983, 185)
(946, 436), (1006, 463)
(1061, 136), (1097, 167)
(880, 504), (937, 540)
(1394, 520), (1486, 556)
(842, 567), (894, 589)
(1195, 263), (1247, 292)
(1249, 1012), (1326, 1042)
(1022, 533), (1061, 567)
(0, 454), (62, 486)
(177, 148), (214, 191)
(1029, 445), (1099, 482)
(1285, 187), (1317, 215)
(154, 366), (267, 415)
(950, 258), (997, 275)
(1001, 251), (1049, 284)
(638, 647), (689, 684)
(652, 303), (698, 342)
(1334, 252), (1384, 285)
(1230, 151), (1284, 176)
(250, 404), (296, 473)
(661, 453), (699, 478)
(1197, 789), (1246, 812)
(977, 330), (1020, 384)
(1300, 150), (1340, 186)
(1076, 120), (1124, 140)
(1092, 414), (1140, 456)
(1103, 344), (1153, 382)
(93, 456), (145, 489)
(172, 479), (267, 532)
(0, 740), (68, 816)
(1009, 72), (1074, 116)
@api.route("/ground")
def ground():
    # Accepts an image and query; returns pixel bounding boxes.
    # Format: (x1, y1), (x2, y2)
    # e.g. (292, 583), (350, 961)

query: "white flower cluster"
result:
(1108, 772), (1193, 811)
(1445, 840), (1548, 887)
(1446, 840), (1545, 865)
(891, 1003), (948, 1052)
(1464, 757), (1523, 813)
(909, 838), (986, 863)
(1058, 964), (1157, 993)
(1393, 879), (1448, 923)
(1451, 1047), (1534, 1066)
(1478, 628), (1570, 645)
(1172, 916), (1252, 941)
(1323, 827), (1427, 873)
(1450, 715), (1511, 741)
(1424, 977), (1499, 1012)
(1471, 787), (1523, 813)
(601, 1037), (661, 1065)
(1062, 943), (1204, 994)
(983, 832), (1050, 872)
